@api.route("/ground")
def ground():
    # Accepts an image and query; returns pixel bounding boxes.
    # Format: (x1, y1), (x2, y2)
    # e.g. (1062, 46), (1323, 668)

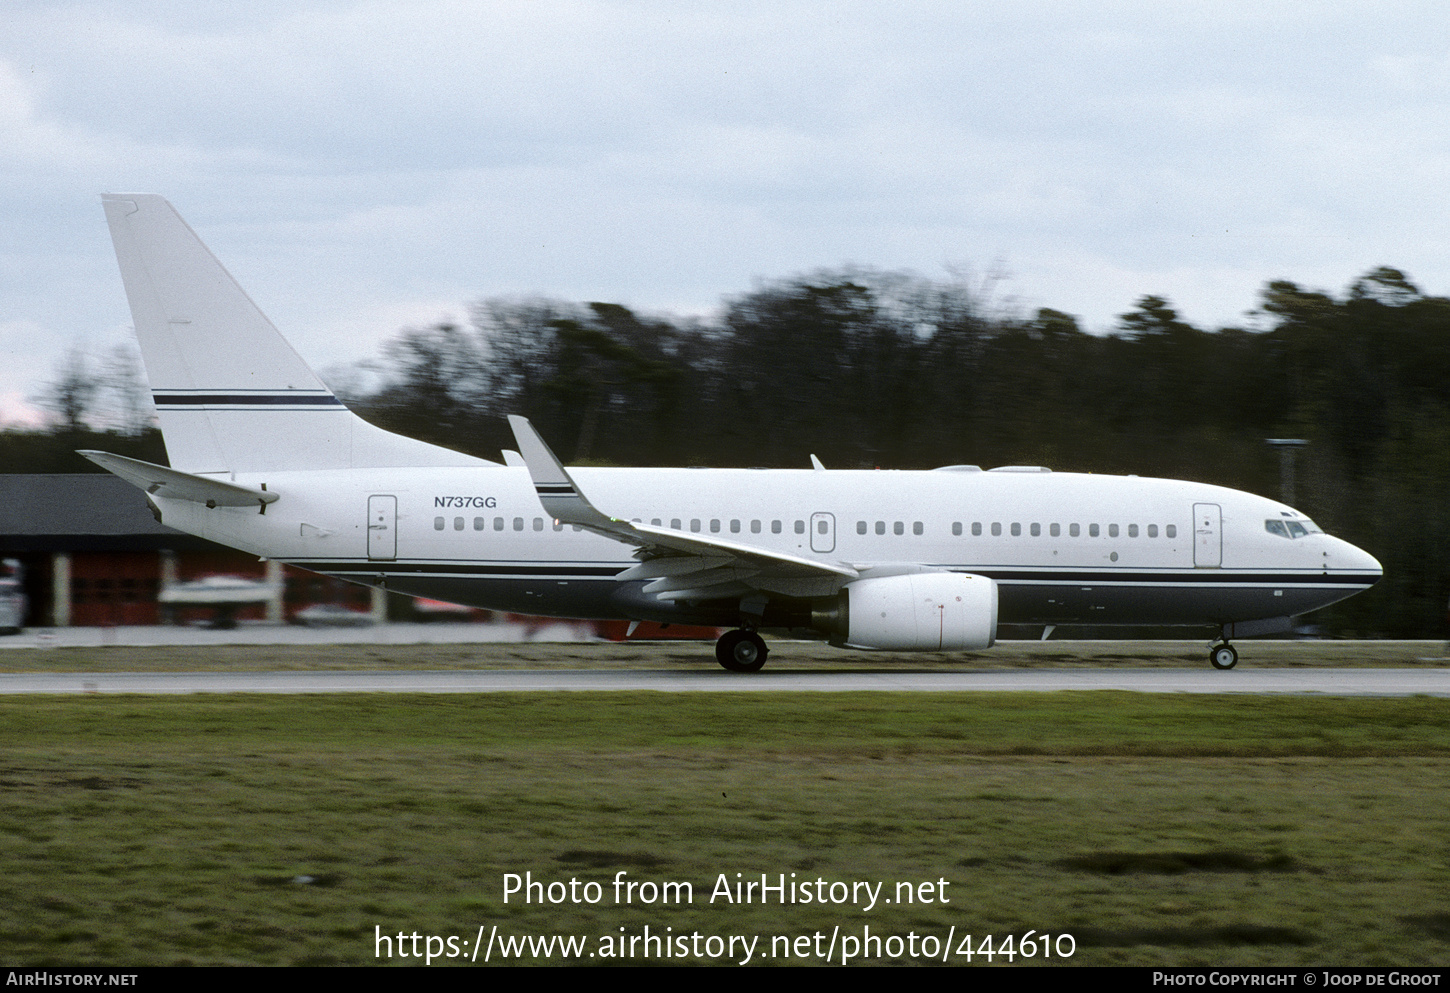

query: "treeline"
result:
(0, 427), (165, 475)
(349, 265), (1448, 637)
(11, 265), (1450, 636)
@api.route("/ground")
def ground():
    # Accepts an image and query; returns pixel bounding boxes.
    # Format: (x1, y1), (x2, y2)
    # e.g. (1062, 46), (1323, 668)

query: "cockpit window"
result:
(1267, 518), (1320, 539)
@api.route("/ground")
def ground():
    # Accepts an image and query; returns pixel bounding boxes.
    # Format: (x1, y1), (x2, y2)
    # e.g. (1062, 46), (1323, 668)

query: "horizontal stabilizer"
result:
(78, 450), (279, 510)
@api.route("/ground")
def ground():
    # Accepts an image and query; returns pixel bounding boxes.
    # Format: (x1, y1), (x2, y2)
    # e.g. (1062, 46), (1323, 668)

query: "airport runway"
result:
(3, 667), (1448, 695)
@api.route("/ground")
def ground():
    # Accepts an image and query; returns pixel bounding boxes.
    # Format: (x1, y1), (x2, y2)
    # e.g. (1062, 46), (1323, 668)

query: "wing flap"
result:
(614, 555), (734, 582)
(642, 565), (760, 595)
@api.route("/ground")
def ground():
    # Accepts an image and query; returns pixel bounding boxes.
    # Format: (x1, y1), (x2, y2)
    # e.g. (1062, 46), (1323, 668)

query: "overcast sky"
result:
(4, 1), (1449, 426)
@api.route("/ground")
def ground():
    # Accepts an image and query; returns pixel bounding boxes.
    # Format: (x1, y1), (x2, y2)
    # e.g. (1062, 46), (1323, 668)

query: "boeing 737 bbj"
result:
(84, 195), (1382, 671)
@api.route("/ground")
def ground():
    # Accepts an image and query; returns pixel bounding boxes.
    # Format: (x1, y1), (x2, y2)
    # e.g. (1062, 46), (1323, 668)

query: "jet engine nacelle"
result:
(815, 572), (998, 651)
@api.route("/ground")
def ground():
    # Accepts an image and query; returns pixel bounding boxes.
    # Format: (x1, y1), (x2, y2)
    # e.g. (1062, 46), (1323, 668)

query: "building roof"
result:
(0, 475), (216, 551)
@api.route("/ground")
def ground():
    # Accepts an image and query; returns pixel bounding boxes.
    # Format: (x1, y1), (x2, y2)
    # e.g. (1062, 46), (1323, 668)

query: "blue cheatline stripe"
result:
(284, 559), (1378, 587)
(964, 569), (1379, 586)
(291, 560), (629, 578)
(153, 392), (345, 407)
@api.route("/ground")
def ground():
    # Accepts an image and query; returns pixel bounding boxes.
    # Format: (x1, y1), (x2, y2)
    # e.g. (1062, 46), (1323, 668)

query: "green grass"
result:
(2, 692), (1449, 966)
(1, 638), (1446, 672)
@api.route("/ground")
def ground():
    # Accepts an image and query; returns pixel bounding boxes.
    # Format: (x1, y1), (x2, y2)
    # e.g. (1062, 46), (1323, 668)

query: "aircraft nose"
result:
(1332, 537), (1382, 584)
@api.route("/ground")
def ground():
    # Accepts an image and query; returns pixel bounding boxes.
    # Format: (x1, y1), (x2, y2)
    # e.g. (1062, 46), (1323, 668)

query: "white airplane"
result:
(84, 194), (1382, 671)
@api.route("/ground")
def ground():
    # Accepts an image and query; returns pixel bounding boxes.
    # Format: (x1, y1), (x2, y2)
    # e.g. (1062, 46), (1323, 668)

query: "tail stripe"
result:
(153, 391), (345, 409)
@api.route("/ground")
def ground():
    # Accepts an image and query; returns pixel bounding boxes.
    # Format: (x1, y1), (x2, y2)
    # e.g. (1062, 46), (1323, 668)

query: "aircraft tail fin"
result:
(100, 194), (492, 474)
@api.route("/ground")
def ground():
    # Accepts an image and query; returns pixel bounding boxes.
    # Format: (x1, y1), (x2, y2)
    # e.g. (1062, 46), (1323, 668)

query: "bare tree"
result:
(34, 348), (100, 432)
(101, 344), (154, 436)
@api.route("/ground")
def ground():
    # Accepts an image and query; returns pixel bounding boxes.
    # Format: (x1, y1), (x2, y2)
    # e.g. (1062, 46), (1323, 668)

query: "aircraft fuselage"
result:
(153, 463), (1380, 632)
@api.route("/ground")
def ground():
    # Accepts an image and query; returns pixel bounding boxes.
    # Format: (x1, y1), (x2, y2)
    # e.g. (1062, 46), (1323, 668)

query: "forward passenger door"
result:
(1193, 503), (1221, 568)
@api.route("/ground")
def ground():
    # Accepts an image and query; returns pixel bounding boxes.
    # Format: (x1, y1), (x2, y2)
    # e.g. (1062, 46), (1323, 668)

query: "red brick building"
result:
(1, 475), (375, 627)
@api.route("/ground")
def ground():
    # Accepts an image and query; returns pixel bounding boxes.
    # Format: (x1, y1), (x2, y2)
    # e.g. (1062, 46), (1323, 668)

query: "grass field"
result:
(1, 637), (1447, 672)
(3, 684), (1449, 966)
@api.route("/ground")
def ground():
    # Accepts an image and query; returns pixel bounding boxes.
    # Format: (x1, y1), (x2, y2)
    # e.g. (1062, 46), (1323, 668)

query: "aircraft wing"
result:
(507, 416), (857, 601)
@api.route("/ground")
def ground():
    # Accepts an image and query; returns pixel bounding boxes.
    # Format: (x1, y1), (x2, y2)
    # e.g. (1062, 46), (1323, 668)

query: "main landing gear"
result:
(716, 629), (769, 673)
(1209, 641), (1239, 670)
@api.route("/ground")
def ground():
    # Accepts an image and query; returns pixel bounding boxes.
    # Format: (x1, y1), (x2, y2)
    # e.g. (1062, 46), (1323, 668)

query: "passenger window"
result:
(991, 522), (1002, 536)
(710, 519), (721, 533)
(455, 517), (465, 531)
(894, 521), (904, 536)
(1011, 523), (1021, 537)
(651, 518), (661, 527)
(1148, 524), (1157, 538)
(953, 522), (962, 536)
(1128, 524), (1138, 538)
(1090, 524), (1100, 537)
(972, 522), (983, 536)
(913, 522), (923, 536)
(875, 521), (885, 535)
(1030, 523), (1040, 537)
(818, 520), (829, 535)
(1070, 524), (1080, 537)
(553, 521), (564, 532)
(671, 518), (681, 530)
(772, 520), (782, 534)
(1166, 525), (1177, 538)
(858, 521), (868, 535)
(1050, 523), (1060, 537)
(514, 517), (524, 531)
(434, 517), (444, 531)
(493, 517), (504, 531)
(534, 518), (545, 531)
(730, 519), (740, 533)
(751, 520), (761, 534)
(795, 520), (806, 534)
(1109, 524), (1119, 538)
(691, 519), (701, 533)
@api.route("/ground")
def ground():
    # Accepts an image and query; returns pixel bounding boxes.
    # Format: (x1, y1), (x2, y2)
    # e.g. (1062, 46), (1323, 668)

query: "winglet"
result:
(505, 415), (859, 595)
(810, 454), (826, 471)
(506, 415), (616, 531)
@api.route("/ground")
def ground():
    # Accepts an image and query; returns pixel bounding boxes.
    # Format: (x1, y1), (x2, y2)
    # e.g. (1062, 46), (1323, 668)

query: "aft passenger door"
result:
(368, 495), (397, 561)
(1193, 503), (1221, 568)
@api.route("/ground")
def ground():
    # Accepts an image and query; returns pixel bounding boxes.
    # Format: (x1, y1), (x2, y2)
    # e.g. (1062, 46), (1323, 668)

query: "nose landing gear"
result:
(716, 629), (769, 672)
